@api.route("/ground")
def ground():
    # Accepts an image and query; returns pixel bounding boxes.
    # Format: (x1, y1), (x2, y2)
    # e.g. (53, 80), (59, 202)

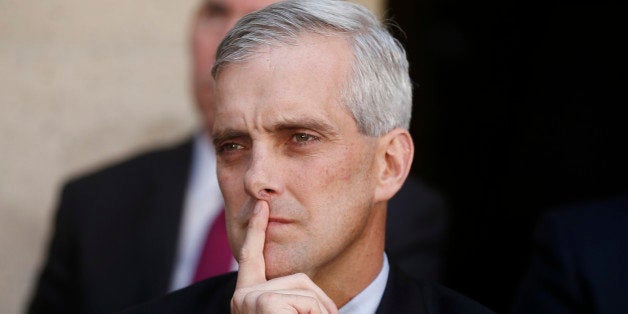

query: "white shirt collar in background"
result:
(169, 132), (226, 291)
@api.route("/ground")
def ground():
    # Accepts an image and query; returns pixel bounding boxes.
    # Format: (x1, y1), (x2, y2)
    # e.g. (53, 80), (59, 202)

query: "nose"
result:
(243, 147), (283, 201)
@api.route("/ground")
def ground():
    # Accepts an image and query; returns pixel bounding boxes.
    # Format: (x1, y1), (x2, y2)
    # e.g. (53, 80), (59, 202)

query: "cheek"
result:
(293, 144), (372, 206)
(217, 165), (246, 202)
(218, 166), (247, 257)
(323, 145), (377, 216)
(217, 165), (247, 225)
(225, 212), (245, 260)
(326, 144), (371, 184)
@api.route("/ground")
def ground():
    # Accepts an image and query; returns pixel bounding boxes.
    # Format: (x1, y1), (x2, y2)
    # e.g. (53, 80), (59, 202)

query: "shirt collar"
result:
(339, 253), (389, 314)
(189, 131), (216, 193)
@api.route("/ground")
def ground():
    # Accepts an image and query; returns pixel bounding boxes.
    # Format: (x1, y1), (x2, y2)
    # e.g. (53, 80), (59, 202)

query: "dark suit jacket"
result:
(27, 137), (448, 314)
(513, 196), (628, 314)
(120, 266), (492, 314)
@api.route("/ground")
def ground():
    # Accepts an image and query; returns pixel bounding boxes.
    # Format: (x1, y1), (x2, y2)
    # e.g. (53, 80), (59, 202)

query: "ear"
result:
(373, 128), (414, 203)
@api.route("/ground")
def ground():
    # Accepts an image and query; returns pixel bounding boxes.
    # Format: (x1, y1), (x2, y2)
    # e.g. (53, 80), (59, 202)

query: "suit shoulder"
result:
(419, 281), (494, 314)
(545, 196), (628, 229)
(63, 138), (192, 193)
(536, 195), (628, 251)
(379, 266), (492, 314)
(119, 272), (236, 314)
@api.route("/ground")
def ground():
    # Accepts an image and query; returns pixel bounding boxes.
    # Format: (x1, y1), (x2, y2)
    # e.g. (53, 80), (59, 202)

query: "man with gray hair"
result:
(123, 0), (491, 313)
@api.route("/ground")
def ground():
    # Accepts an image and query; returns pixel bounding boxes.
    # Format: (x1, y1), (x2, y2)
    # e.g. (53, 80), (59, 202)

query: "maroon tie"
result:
(192, 209), (233, 282)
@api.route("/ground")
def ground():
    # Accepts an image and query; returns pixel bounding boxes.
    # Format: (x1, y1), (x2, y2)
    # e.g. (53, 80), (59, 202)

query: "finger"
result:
(255, 292), (327, 314)
(244, 273), (339, 314)
(270, 274), (338, 314)
(236, 200), (269, 288)
(266, 289), (338, 314)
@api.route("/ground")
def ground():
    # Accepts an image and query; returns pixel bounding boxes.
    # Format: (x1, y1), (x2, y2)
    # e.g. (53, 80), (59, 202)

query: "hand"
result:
(231, 200), (338, 314)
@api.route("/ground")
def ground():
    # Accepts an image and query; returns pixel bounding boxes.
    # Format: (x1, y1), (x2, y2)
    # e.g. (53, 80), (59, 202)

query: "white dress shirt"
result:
(339, 253), (390, 314)
(169, 132), (236, 291)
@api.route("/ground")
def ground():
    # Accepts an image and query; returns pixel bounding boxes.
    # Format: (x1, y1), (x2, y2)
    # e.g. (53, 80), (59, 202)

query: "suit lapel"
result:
(136, 139), (194, 296)
(376, 264), (428, 314)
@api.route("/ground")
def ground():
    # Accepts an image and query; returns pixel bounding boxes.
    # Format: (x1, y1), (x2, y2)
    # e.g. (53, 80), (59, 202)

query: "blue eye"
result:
(220, 142), (244, 152)
(292, 133), (318, 143)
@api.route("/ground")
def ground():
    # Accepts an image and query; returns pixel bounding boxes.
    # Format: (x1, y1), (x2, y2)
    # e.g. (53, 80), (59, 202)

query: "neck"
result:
(310, 204), (387, 308)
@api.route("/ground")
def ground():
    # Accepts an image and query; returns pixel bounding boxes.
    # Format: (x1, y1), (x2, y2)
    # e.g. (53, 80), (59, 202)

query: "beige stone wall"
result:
(0, 0), (383, 312)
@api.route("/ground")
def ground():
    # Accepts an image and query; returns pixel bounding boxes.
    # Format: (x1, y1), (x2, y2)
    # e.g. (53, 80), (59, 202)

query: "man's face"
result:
(191, 0), (280, 130)
(212, 35), (382, 280)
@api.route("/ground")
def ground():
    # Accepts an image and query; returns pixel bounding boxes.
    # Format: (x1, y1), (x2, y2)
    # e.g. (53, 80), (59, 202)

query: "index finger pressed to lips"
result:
(236, 200), (270, 288)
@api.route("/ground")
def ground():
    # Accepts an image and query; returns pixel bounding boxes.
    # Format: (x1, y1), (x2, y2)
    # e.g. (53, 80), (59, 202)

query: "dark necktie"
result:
(192, 209), (233, 282)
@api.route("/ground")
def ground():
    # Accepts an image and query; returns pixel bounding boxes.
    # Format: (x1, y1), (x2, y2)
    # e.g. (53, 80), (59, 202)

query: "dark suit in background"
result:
(27, 140), (192, 314)
(27, 137), (448, 314)
(513, 196), (628, 314)
(119, 267), (491, 314)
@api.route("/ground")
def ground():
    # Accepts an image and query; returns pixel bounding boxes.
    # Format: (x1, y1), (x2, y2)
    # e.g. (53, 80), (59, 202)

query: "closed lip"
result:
(268, 217), (294, 224)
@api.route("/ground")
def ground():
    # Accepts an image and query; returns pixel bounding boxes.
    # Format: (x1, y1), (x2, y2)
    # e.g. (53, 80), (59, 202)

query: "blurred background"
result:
(1, 0), (626, 313)
(0, 1), (197, 312)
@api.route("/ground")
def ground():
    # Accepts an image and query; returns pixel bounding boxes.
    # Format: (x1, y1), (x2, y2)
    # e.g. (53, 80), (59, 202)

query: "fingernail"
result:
(253, 203), (261, 215)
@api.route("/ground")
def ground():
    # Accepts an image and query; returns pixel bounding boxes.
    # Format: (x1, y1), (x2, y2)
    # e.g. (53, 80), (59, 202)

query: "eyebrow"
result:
(271, 117), (340, 136)
(212, 129), (249, 147)
(212, 116), (341, 146)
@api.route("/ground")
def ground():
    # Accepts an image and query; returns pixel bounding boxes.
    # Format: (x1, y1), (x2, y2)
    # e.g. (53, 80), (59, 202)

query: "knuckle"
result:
(256, 292), (275, 307)
(304, 296), (321, 313)
(243, 292), (258, 309)
(230, 297), (240, 313)
(232, 290), (245, 302)
(232, 289), (252, 313)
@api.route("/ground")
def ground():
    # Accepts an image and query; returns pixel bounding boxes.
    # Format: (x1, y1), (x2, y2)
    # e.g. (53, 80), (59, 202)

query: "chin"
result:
(264, 265), (295, 280)
(263, 244), (306, 279)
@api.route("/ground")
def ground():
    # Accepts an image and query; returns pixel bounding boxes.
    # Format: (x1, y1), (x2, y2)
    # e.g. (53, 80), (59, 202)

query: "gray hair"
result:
(212, 0), (412, 136)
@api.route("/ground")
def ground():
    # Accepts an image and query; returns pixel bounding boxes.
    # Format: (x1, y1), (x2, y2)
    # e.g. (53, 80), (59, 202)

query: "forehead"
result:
(213, 34), (355, 128)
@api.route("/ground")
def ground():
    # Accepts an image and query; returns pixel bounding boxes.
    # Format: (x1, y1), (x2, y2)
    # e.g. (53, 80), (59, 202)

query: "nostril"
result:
(258, 189), (273, 200)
